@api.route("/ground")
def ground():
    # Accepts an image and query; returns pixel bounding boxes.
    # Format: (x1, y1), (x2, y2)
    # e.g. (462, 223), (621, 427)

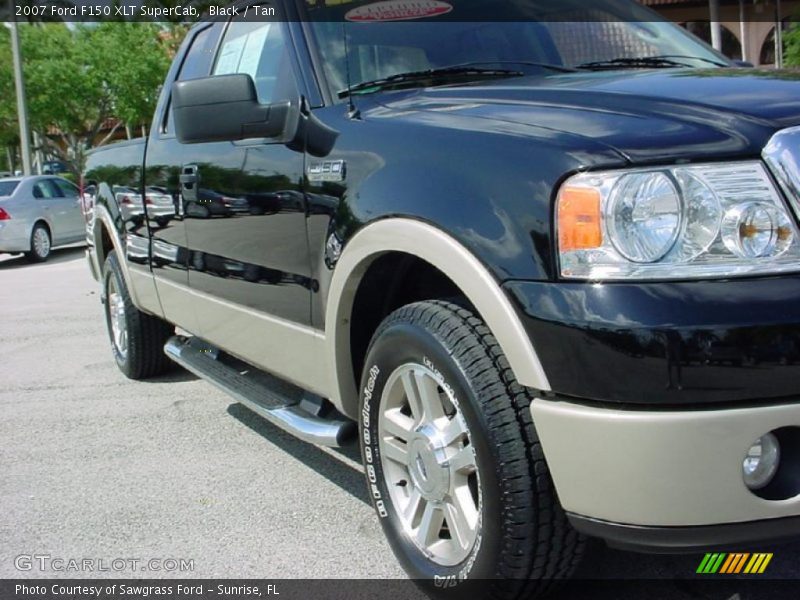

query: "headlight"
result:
(606, 172), (682, 263)
(557, 162), (800, 280)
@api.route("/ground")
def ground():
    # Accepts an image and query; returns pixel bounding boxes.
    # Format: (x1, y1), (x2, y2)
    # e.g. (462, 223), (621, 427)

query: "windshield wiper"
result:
(648, 54), (730, 67)
(443, 60), (580, 73)
(576, 56), (694, 70)
(338, 66), (526, 98)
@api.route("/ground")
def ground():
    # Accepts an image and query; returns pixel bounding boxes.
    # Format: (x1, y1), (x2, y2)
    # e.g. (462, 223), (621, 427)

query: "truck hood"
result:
(374, 69), (800, 164)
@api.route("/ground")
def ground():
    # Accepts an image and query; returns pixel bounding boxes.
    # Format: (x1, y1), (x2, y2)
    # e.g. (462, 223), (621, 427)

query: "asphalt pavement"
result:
(1, 247), (798, 599)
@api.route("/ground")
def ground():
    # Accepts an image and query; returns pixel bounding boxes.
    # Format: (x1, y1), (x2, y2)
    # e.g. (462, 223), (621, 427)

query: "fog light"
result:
(743, 433), (780, 490)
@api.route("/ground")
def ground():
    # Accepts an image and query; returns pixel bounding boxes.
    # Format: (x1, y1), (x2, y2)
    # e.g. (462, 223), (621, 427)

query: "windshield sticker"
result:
(345, 0), (453, 22)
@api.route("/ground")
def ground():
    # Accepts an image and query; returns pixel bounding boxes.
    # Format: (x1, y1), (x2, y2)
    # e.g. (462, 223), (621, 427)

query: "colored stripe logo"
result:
(697, 553), (773, 574)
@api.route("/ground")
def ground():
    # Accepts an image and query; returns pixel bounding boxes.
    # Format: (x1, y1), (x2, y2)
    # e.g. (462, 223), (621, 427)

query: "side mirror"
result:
(172, 74), (299, 144)
(732, 59), (755, 68)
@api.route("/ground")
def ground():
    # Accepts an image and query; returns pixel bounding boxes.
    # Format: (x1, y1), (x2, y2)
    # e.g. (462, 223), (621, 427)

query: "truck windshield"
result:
(305, 0), (728, 95)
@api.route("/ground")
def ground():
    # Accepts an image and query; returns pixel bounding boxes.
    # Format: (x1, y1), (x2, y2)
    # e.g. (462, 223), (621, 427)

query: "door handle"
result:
(180, 165), (198, 188)
(180, 164), (198, 205)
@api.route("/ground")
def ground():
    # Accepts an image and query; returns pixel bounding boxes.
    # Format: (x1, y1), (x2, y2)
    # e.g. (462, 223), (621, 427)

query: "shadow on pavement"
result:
(146, 366), (199, 384)
(0, 245), (85, 269)
(226, 402), (369, 506)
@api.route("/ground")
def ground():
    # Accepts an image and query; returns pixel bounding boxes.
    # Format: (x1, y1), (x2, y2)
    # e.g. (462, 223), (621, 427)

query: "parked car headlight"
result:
(557, 162), (799, 280)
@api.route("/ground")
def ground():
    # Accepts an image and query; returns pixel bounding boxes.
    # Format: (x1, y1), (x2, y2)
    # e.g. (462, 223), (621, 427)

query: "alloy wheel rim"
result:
(107, 280), (128, 358)
(34, 228), (50, 257)
(378, 363), (481, 566)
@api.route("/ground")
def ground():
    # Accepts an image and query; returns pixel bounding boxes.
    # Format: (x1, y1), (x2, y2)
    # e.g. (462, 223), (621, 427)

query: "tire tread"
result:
(371, 300), (585, 598)
(104, 251), (174, 380)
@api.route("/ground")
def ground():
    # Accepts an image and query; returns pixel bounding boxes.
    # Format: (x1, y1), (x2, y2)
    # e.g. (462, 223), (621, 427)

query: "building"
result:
(643, 0), (798, 66)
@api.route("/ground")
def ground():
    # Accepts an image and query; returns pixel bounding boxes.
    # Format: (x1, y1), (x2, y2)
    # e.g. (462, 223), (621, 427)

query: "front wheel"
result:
(359, 301), (584, 598)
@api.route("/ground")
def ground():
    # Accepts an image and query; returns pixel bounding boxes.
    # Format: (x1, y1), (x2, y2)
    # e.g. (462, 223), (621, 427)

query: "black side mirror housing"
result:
(172, 74), (299, 144)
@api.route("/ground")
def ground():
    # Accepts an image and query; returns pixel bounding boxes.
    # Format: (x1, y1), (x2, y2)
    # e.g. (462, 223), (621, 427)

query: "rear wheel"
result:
(103, 250), (174, 379)
(359, 301), (584, 598)
(25, 223), (51, 263)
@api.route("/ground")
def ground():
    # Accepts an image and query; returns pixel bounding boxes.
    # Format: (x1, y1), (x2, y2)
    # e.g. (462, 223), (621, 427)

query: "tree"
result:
(9, 22), (172, 176)
(87, 23), (172, 130)
(786, 23), (800, 67)
(0, 27), (19, 171)
(20, 23), (109, 175)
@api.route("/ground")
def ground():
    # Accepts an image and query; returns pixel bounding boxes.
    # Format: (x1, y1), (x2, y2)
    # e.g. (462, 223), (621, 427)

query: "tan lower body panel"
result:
(156, 278), (331, 398)
(532, 399), (800, 527)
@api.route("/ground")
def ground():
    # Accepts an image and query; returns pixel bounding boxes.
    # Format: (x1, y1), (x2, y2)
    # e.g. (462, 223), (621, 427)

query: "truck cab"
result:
(85, 1), (800, 594)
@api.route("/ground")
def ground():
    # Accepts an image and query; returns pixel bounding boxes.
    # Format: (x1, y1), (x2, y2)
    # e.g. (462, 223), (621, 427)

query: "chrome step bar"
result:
(164, 336), (355, 447)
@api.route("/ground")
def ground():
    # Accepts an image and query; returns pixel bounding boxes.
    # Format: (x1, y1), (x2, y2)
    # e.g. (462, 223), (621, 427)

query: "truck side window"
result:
(212, 15), (298, 105)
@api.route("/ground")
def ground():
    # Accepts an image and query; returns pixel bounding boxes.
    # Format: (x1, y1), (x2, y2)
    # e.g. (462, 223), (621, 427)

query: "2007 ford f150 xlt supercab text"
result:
(84, 0), (800, 594)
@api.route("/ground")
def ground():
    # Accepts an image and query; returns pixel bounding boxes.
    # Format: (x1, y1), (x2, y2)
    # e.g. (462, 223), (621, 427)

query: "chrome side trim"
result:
(157, 278), (331, 397)
(326, 218), (551, 418)
(763, 126), (800, 218)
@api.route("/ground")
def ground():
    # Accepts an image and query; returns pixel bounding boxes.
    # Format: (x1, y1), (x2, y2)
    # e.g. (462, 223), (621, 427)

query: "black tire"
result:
(359, 301), (584, 599)
(25, 222), (51, 263)
(103, 250), (174, 379)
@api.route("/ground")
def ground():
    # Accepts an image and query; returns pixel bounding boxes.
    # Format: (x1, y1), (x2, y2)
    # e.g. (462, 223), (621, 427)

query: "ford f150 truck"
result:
(84, 0), (800, 594)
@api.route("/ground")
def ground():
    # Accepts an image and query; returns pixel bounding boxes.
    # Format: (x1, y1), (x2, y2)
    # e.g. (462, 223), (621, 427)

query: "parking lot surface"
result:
(1, 248), (798, 598)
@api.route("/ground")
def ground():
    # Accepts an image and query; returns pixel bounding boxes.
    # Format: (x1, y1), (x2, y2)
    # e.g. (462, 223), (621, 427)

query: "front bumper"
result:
(505, 277), (800, 405)
(532, 399), (800, 550)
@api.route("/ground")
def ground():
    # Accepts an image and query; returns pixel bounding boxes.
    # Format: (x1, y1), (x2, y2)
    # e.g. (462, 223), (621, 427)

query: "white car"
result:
(0, 176), (85, 262)
(113, 186), (176, 228)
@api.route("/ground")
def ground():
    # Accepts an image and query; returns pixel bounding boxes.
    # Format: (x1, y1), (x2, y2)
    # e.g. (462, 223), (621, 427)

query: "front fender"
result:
(325, 218), (551, 417)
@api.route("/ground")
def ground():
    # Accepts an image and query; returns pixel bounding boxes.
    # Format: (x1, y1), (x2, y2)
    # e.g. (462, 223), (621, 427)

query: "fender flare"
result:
(91, 203), (141, 306)
(325, 218), (551, 417)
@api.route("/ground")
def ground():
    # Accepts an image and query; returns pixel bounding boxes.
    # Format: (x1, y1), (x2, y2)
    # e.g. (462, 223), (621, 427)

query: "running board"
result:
(164, 336), (355, 447)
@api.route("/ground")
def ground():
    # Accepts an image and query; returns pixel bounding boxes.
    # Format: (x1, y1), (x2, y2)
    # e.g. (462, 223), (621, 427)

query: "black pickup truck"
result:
(85, 0), (800, 593)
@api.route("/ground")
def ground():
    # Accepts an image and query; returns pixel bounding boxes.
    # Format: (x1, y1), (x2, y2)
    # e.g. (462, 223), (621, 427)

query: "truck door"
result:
(184, 6), (311, 336)
(144, 22), (224, 334)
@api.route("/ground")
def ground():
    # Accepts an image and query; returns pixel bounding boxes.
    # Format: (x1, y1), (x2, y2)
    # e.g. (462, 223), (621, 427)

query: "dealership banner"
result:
(3, 579), (800, 600)
(0, 0), (790, 23)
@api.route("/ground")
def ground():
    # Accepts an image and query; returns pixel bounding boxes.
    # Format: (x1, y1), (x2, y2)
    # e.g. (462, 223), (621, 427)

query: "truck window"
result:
(179, 26), (217, 81)
(306, 1), (726, 97)
(212, 12), (298, 105)
(164, 26), (219, 134)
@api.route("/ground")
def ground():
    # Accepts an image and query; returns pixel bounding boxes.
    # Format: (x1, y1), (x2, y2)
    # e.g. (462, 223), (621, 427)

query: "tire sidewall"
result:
(103, 253), (131, 374)
(29, 224), (51, 261)
(360, 320), (505, 587)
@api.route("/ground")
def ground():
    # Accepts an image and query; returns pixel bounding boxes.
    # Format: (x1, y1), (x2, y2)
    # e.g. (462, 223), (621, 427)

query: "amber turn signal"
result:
(557, 186), (602, 252)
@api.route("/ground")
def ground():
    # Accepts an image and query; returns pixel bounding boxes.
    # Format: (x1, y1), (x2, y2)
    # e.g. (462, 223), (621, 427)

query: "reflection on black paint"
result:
(189, 249), (315, 291)
(506, 279), (800, 406)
